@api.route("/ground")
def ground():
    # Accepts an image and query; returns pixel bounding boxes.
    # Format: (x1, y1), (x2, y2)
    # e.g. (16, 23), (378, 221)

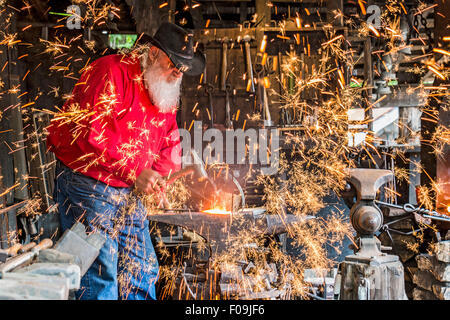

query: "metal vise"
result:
(336, 168), (407, 300)
(346, 168), (393, 237)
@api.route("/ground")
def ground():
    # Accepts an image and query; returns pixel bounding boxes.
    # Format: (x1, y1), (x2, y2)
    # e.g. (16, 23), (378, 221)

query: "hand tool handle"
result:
(0, 239), (53, 274)
(6, 243), (22, 256)
(32, 238), (53, 252)
(220, 41), (228, 91)
(225, 85), (233, 129)
(206, 84), (215, 127)
(18, 242), (36, 254)
(0, 251), (34, 273)
(243, 39), (255, 93)
(165, 167), (195, 185)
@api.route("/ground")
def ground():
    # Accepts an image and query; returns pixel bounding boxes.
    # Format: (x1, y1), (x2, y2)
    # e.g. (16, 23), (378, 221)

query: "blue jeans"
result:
(53, 161), (159, 300)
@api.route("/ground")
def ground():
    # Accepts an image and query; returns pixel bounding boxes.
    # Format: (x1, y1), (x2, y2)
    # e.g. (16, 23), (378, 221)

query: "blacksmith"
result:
(46, 22), (204, 300)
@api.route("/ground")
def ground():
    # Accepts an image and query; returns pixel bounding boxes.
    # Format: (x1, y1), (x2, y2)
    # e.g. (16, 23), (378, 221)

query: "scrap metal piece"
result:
(37, 248), (81, 265)
(53, 222), (106, 276)
(14, 262), (81, 290)
(0, 273), (69, 300)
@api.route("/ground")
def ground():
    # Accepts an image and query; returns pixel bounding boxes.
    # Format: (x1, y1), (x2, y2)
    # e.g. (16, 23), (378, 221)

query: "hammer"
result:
(0, 239), (53, 275)
(165, 150), (216, 191)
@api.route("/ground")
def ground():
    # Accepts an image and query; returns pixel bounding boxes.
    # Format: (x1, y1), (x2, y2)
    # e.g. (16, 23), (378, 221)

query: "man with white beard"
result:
(46, 22), (205, 300)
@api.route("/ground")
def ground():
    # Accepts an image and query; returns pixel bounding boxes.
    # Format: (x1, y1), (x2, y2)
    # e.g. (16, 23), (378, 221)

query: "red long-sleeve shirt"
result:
(46, 53), (182, 187)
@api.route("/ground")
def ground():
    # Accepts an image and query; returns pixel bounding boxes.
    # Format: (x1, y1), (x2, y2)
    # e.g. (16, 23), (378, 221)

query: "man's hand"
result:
(135, 168), (165, 194)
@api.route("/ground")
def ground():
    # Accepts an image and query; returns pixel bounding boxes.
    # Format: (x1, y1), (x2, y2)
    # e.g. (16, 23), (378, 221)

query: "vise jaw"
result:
(345, 168), (393, 237)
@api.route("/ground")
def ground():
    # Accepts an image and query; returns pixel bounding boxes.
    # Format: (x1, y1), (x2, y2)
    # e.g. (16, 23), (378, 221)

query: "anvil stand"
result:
(336, 169), (407, 300)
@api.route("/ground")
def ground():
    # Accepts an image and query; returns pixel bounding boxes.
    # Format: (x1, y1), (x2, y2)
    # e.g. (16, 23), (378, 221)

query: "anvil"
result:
(147, 209), (315, 257)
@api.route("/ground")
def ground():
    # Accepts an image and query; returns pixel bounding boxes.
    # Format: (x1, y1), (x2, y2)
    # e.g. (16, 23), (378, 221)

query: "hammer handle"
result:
(5, 243), (22, 256)
(0, 239), (53, 273)
(33, 238), (53, 252)
(18, 242), (36, 254)
(165, 167), (195, 186)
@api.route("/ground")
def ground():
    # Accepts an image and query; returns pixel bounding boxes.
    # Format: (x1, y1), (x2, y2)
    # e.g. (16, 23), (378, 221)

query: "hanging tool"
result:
(255, 63), (272, 126)
(220, 38), (234, 129)
(374, 200), (450, 223)
(225, 84), (233, 129)
(199, 50), (214, 128)
(220, 38), (229, 92)
(206, 83), (215, 128)
(0, 239), (53, 275)
(18, 242), (36, 254)
(0, 241), (37, 263)
(242, 35), (255, 93)
(278, 51), (291, 125)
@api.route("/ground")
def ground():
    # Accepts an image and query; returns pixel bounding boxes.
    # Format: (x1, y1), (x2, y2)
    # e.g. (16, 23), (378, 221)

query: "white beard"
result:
(143, 62), (182, 113)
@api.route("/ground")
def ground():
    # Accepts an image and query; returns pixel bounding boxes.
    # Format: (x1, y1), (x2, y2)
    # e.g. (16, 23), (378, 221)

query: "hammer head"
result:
(190, 150), (208, 180)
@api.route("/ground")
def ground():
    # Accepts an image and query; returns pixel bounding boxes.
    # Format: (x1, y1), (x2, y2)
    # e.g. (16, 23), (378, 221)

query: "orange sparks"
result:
(202, 208), (231, 215)
(399, 2), (407, 14)
(263, 76), (270, 88)
(246, 78), (253, 92)
(427, 65), (446, 81)
(261, 52), (268, 66)
(433, 48), (450, 57)
(295, 17), (301, 29)
(321, 35), (344, 46)
(21, 24), (32, 31)
(260, 35), (267, 53)
(368, 24), (380, 37)
(358, 0), (366, 15)
(22, 69), (30, 81)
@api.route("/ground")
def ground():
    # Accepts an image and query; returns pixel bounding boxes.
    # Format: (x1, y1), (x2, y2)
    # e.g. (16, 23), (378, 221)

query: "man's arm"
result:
(67, 57), (136, 185)
(151, 113), (182, 178)
(135, 113), (181, 196)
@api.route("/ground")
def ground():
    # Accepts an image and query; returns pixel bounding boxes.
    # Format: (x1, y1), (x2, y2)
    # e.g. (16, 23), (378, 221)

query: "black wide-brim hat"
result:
(138, 22), (205, 76)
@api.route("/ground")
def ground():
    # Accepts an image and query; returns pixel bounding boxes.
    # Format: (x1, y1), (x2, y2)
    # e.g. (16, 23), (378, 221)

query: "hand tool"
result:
(277, 51), (292, 125)
(0, 241), (38, 263)
(165, 150), (217, 193)
(0, 239), (53, 275)
(242, 35), (255, 93)
(18, 242), (36, 254)
(225, 84), (233, 129)
(219, 37), (234, 129)
(5, 243), (23, 256)
(53, 222), (106, 277)
(206, 83), (215, 128)
(255, 63), (272, 126)
(200, 50), (214, 128)
(374, 200), (450, 223)
(219, 38), (229, 92)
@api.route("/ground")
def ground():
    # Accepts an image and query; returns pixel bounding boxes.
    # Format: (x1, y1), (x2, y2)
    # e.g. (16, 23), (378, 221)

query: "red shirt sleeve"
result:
(151, 113), (182, 177)
(67, 57), (136, 184)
